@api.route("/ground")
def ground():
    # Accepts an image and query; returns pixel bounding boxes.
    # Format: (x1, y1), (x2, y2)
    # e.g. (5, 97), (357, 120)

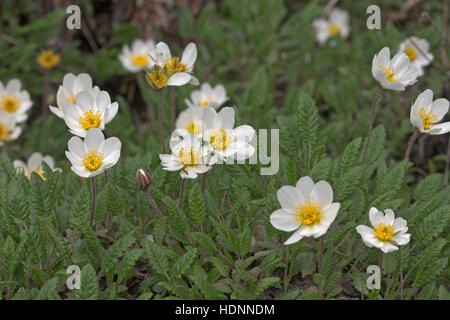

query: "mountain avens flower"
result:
(398, 37), (433, 77)
(49, 73), (100, 119)
(13, 152), (61, 181)
(410, 89), (450, 135)
(185, 83), (228, 109)
(37, 49), (60, 69)
(270, 176), (340, 245)
(146, 42), (199, 89)
(356, 207), (410, 253)
(312, 8), (350, 45)
(0, 110), (21, 147)
(119, 39), (156, 73)
(160, 131), (214, 179)
(0, 79), (33, 123)
(202, 107), (255, 162)
(176, 107), (205, 136)
(63, 91), (118, 137)
(372, 47), (418, 91)
(65, 128), (121, 178)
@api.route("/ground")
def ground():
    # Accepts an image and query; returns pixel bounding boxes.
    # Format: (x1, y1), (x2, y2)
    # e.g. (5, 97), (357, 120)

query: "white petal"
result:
(270, 209), (299, 232)
(167, 73), (191, 86)
(277, 185), (304, 213)
(369, 207), (383, 226)
(383, 209), (395, 225)
(310, 180), (333, 209)
(295, 176), (315, 198)
(283, 228), (304, 245)
(84, 128), (104, 150)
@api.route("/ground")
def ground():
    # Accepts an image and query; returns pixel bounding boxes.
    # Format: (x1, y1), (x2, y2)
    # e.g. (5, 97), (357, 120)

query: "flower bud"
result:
(136, 168), (151, 191)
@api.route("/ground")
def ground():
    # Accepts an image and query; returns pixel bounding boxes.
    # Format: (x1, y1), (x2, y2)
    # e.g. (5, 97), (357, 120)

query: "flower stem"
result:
(318, 237), (324, 274)
(404, 129), (420, 160)
(171, 87), (175, 132)
(89, 177), (96, 227)
(104, 170), (112, 230)
(144, 190), (163, 218)
(158, 90), (166, 153)
(361, 86), (383, 164)
(201, 172), (207, 194)
(379, 251), (383, 277)
(179, 178), (186, 209)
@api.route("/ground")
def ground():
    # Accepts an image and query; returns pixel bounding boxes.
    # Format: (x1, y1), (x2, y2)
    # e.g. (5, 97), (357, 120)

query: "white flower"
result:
(410, 89), (450, 135)
(398, 37), (433, 77)
(0, 79), (32, 123)
(63, 91), (119, 137)
(270, 176), (340, 245)
(13, 152), (61, 180)
(65, 128), (121, 178)
(0, 110), (22, 147)
(160, 131), (214, 179)
(49, 73), (100, 119)
(372, 47), (418, 91)
(185, 83), (228, 109)
(176, 107), (204, 136)
(312, 8), (350, 45)
(119, 39), (156, 73)
(202, 107), (255, 162)
(356, 207), (411, 253)
(146, 42), (198, 89)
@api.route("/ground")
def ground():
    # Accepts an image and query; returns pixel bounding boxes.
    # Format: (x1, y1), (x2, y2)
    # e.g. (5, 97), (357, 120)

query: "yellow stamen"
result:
(67, 94), (76, 104)
(403, 47), (417, 61)
(27, 168), (46, 181)
(178, 146), (202, 166)
(79, 110), (102, 130)
(1, 95), (19, 113)
(380, 66), (401, 82)
(198, 97), (214, 108)
(37, 50), (60, 69)
(0, 122), (12, 140)
(164, 57), (187, 74)
(295, 202), (323, 226)
(328, 23), (340, 36)
(83, 150), (104, 172)
(131, 54), (149, 67)
(373, 223), (396, 242)
(419, 107), (439, 130)
(209, 129), (233, 151)
(187, 121), (201, 134)
(146, 68), (169, 89)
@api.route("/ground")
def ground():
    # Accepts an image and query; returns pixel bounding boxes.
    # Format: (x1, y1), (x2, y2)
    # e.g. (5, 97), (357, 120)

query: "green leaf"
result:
(188, 183), (206, 224)
(75, 264), (99, 300)
(171, 248), (198, 280)
(297, 90), (319, 146)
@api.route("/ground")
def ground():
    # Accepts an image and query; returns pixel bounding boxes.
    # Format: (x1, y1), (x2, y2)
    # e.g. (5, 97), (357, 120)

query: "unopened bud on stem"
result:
(136, 169), (152, 191)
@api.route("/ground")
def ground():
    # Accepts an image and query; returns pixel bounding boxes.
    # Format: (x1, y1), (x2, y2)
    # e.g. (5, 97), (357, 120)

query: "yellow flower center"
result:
(83, 150), (104, 171)
(146, 68), (169, 89)
(380, 66), (401, 82)
(178, 146), (202, 166)
(295, 202), (323, 226)
(164, 57), (187, 74)
(419, 107), (439, 130)
(187, 121), (201, 134)
(27, 168), (46, 181)
(67, 94), (76, 104)
(209, 129), (233, 151)
(198, 97), (214, 108)
(373, 223), (396, 242)
(131, 54), (149, 67)
(37, 50), (60, 69)
(404, 47), (417, 61)
(1, 95), (19, 113)
(79, 110), (102, 130)
(0, 121), (12, 140)
(328, 23), (340, 36)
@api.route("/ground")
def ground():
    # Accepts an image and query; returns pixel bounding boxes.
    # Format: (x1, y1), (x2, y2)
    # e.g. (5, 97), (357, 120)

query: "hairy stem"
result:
(144, 190), (163, 218)
(158, 90), (166, 153)
(404, 129), (420, 160)
(179, 178), (186, 209)
(89, 177), (96, 227)
(362, 86), (383, 164)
